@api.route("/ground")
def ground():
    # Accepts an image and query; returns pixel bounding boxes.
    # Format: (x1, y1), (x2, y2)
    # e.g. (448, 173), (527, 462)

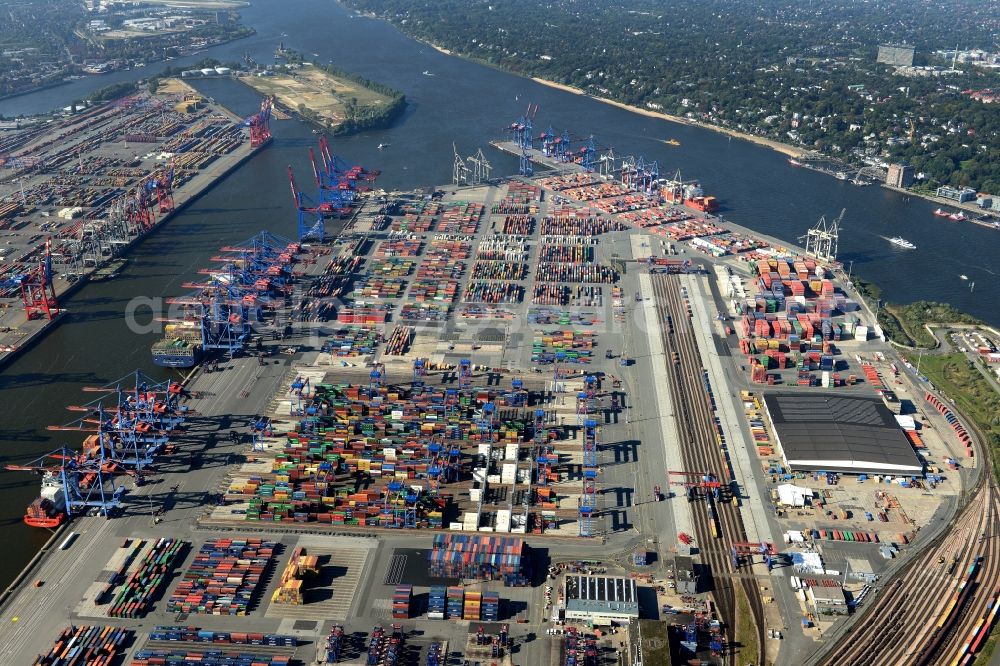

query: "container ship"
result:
(151, 321), (203, 368)
(661, 179), (718, 212)
(24, 472), (68, 528)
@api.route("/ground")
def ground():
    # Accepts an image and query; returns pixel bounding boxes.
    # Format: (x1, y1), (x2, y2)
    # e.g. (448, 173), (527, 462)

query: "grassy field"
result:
(735, 587), (763, 665)
(887, 301), (981, 349)
(909, 352), (1000, 477)
(242, 65), (390, 128)
(850, 277), (980, 349)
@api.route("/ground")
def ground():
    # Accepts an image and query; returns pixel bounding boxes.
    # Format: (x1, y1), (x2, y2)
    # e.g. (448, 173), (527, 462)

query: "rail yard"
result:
(0, 102), (997, 666)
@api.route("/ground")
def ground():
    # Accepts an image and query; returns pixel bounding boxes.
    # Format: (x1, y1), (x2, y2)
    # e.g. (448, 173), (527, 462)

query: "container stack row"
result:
(808, 528), (881, 543)
(322, 328), (382, 357)
(437, 201), (484, 234)
(96, 538), (144, 605)
(148, 627), (297, 645)
(34, 626), (129, 666)
(428, 586), (446, 619)
(428, 534), (529, 585)
(531, 330), (596, 365)
(463, 591), (482, 621)
(167, 538), (275, 615)
(446, 586), (464, 619)
(482, 592), (501, 621)
(107, 538), (185, 618)
(925, 392), (974, 457)
(132, 651), (291, 665)
(336, 303), (390, 325)
(392, 584), (412, 619)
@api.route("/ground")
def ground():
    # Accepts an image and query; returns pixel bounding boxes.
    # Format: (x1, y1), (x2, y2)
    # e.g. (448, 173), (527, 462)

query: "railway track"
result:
(818, 480), (1000, 665)
(651, 274), (765, 665)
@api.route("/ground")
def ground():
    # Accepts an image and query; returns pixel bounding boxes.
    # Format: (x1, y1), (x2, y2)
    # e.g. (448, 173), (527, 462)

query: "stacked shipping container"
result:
(107, 538), (185, 618)
(428, 534), (529, 585)
(34, 626), (129, 666)
(227, 382), (531, 528)
(392, 584), (412, 619)
(167, 539), (274, 615)
(428, 586), (446, 619)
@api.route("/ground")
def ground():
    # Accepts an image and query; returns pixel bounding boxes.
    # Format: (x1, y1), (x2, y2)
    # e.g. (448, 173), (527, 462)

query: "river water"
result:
(0, 0), (996, 584)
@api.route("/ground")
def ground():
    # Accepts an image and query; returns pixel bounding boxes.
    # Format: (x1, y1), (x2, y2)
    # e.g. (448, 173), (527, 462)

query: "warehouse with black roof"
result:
(762, 393), (923, 476)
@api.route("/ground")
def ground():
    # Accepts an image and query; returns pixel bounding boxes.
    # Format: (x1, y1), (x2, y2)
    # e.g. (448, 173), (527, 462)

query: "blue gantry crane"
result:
(288, 164), (326, 242)
(6, 446), (126, 524)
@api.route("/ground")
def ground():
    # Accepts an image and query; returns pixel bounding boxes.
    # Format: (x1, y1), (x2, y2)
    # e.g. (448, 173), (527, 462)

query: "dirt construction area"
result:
(243, 65), (389, 126)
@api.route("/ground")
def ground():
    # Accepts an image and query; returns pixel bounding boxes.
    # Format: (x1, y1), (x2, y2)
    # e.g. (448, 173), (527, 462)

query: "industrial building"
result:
(762, 393), (924, 476)
(672, 556), (698, 594)
(563, 575), (639, 625)
(886, 164), (914, 188)
(877, 44), (915, 67)
(808, 585), (848, 616)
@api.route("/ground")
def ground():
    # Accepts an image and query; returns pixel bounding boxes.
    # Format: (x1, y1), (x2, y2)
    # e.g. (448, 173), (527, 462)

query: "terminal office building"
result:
(762, 394), (923, 476)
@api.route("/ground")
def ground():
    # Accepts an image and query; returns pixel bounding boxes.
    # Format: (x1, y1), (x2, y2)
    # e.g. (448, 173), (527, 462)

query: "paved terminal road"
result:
(0, 351), (294, 661)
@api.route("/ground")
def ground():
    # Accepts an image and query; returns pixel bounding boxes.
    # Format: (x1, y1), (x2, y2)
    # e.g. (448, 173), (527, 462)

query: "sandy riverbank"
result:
(382, 24), (807, 159)
(528, 76), (803, 158)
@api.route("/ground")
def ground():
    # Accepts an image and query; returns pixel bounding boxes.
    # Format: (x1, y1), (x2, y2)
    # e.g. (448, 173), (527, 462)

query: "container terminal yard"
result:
(1, 103), (997, 666)
(0, 81), (274, 369)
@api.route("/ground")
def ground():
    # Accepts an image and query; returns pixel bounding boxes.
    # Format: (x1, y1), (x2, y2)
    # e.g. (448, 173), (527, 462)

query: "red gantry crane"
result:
(19, 239), (60, 320)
